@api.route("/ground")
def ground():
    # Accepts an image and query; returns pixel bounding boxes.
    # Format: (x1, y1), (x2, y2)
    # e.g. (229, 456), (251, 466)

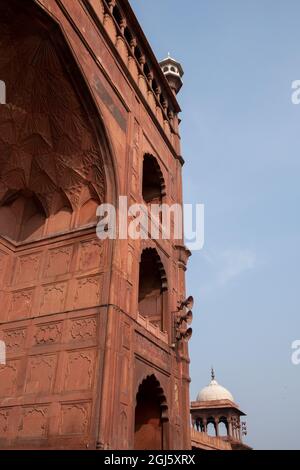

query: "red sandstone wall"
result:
(0, 0), (191, 450)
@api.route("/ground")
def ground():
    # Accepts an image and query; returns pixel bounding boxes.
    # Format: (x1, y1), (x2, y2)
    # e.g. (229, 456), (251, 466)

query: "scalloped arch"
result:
(135, 374), (169, 422)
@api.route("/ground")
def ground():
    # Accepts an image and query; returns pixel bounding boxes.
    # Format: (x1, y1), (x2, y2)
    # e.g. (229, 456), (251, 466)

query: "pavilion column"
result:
(228, 417), (234, 438)
(191, 417), (196, 430)
(215, 418), (219, 437)
(237, 420), (242, 441)
(226, 418), (231, 438)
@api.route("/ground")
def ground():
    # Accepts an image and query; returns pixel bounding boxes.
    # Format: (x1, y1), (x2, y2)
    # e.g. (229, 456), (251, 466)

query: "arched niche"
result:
(142, 154), (166, 205)
(0, 0), (118, 245)
(0, 191), (46, 242)
(138, 248), (168, 330)
(134, 374), (168, 450)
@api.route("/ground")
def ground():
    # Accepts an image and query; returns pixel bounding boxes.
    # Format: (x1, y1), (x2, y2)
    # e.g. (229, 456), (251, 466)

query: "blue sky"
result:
(130, 0), (300, 450)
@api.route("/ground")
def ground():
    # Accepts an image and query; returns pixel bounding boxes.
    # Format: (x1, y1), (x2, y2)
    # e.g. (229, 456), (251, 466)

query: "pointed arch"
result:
(218, 416), (229, 437)
(142, 154), (166, 204)
(138, 248), (168, 330)
(134, 374), (169, 450)
(0, 0), (119, 219)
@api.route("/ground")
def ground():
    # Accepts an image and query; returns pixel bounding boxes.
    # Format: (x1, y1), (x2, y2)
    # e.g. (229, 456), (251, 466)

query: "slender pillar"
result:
(215, 418), (219, 437)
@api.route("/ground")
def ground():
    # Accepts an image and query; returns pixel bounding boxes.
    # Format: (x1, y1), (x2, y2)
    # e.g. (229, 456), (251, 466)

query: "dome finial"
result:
(196, 370), (234, 402)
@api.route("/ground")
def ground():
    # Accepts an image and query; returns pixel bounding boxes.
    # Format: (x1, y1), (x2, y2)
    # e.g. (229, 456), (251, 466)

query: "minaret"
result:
(159, 53), (184, 95)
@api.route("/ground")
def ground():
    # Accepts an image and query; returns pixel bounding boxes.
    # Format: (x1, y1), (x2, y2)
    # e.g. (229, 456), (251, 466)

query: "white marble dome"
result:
(197, 376), (234, 402)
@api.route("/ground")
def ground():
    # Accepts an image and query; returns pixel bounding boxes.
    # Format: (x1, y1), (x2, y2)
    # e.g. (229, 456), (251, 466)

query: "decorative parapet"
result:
(191, 429), (232, 451)
(137, 313), (168, 344)
(84, 0), (181, 148)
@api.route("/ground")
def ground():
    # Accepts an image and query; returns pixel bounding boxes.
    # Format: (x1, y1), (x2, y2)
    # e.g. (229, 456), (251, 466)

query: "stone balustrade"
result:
(190, 429), (232, 451)
(137, 313), (169, 344)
